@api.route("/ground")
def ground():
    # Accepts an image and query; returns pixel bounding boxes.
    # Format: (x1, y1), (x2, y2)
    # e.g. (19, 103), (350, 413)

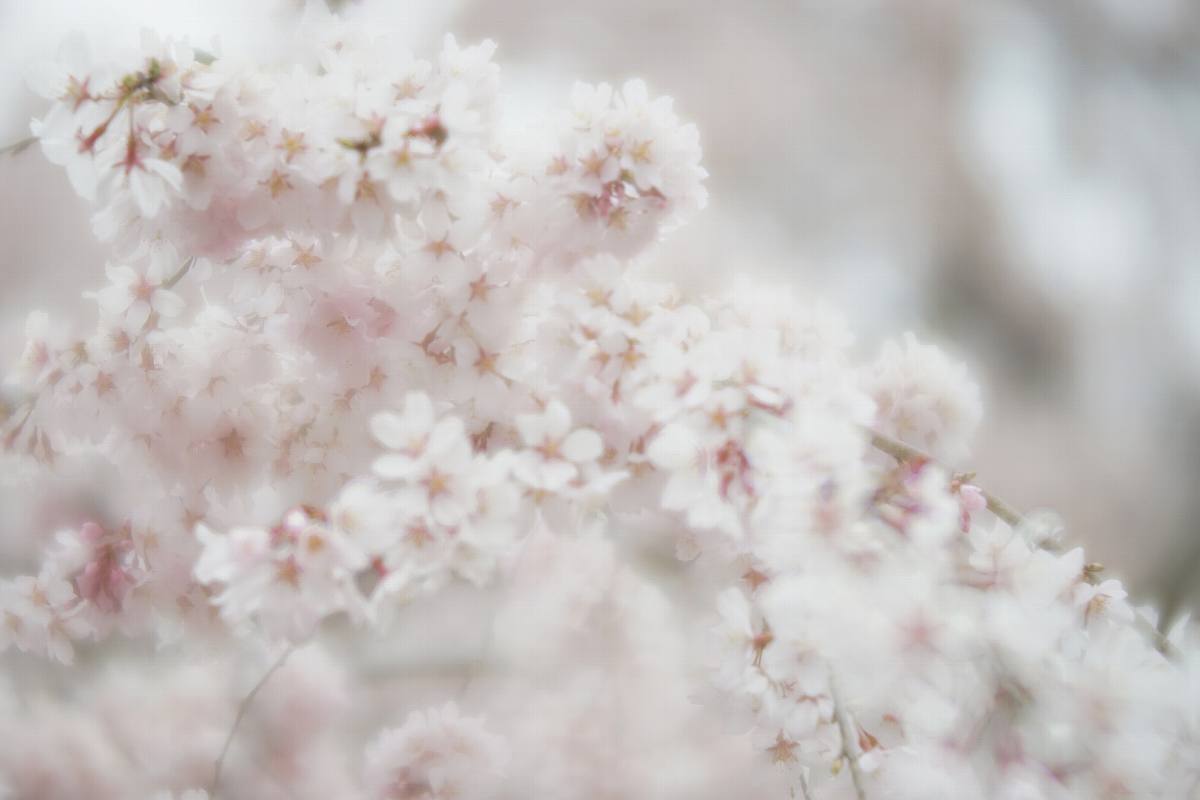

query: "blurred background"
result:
(2, 0), (1199, 620)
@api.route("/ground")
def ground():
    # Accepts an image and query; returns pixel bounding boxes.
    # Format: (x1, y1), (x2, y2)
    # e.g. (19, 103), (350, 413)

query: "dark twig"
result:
(0, 136), (37, 157)
(866, 430), (1023, 528)
(210, 645), (295, 797)
(164, 256), (196, 289)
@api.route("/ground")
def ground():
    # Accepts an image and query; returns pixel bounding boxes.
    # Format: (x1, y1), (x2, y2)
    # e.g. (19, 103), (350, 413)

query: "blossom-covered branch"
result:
(868, 427), (1180, 659)
(867, 429), (1024, 529)
(0, 7), (1196, 799)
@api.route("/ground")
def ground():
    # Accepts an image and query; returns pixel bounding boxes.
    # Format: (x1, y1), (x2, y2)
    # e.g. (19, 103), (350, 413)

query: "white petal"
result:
(105, 263), (138, 286)
(538, 460), (577, 491)
(647, 422), (698, 470)
(562, 428), (603, 463)
(545, 400), (572, 437)
(146, 157), (183, 191)
(403, 391), (434, 427)
(716, 588), (753, 637)
(66, 157), (99, 200)
(622, 78), (649, 105)
(152, 289), (185, 318)
(24, 59), (65, 98)
(370, 411), (413, 449)
(144, 254), (167, 282)
(125, 299), (151, 330)
(427, 417), (467, 459)
(130, 170), (164, 218)
(515, 411), (545, 447)
(372, 453), (418, 480)
(94, 285), (130, 317)
(661, 473), (698, 512)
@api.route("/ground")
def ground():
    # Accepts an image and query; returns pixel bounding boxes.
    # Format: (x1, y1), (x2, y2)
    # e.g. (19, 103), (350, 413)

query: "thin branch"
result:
(210, 645), (295, 798)
(1142, 616), (1179, 658)
(866, 430), (1023, 528)
(866, 428), (1179, 659)
(0, 136), (37, 157)
(164, 255), (196, 289)
(796, 770), (816, 800)
(829, 676), (867, 800)
(1152, 520), (1200, 632)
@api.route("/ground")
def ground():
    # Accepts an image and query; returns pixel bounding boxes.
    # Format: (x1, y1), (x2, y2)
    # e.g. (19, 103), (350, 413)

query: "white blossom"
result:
(0, 13), (1195, 800)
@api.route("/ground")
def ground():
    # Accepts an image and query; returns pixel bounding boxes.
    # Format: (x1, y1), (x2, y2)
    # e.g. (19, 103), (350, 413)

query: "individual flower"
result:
(374, 401), (476, 527)
(512, 400), (605, 493)
(864, 332), (982, 463)
(93, 250), (187, 330)
(370, 392), (442, 479)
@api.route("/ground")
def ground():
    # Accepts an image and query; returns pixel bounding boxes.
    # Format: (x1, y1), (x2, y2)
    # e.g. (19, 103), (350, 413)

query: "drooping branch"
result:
(0, 136), (37, 157)
(866, 428), (1179, 658)
(866, 430), (1024, 528)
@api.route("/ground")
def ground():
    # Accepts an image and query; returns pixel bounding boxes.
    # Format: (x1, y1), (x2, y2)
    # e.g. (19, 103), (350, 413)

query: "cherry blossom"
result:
(865, 332), (983, 463)
(0, 11), (1195, 800)
(92, 248), (186, 330)
(512, 400), (606, 493)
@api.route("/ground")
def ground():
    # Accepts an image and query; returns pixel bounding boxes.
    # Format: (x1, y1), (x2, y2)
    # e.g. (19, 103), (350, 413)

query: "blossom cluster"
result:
(1, 8), (1197, 800)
